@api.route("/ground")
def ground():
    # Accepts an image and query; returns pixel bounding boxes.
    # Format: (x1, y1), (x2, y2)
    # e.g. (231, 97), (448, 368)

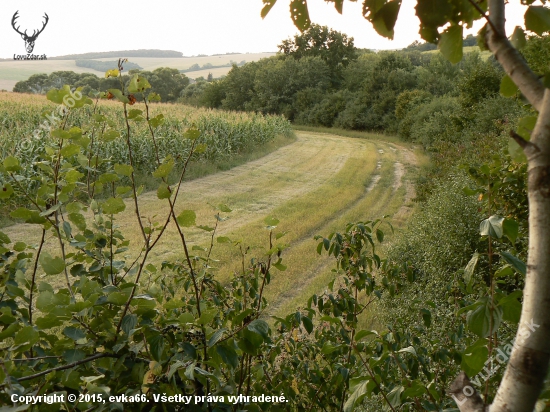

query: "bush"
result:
(381, 172), (482, 333)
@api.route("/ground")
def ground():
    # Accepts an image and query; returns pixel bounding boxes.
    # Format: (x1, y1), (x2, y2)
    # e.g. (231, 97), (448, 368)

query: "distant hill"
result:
(75, 60), (142, 72)
(49, 50), (184, 60)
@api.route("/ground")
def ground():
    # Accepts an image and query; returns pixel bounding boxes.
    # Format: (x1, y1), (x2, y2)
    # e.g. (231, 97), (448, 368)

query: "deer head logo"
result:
(11, 11), (49, 54)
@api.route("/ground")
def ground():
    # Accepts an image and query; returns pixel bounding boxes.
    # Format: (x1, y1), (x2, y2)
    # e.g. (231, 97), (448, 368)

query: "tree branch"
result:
(16, 353), (115, 382)
(486, 0), (545, 111)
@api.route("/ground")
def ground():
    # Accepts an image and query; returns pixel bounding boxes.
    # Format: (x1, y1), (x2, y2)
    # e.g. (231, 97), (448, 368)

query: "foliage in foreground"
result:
(0, 69), (545, 411)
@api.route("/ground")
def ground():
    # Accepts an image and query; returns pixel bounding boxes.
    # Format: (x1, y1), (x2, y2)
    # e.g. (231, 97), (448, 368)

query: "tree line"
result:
(13, 67), (190, 103)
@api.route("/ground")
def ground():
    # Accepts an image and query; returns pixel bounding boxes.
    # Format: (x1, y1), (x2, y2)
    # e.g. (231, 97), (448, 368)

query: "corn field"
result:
(0, 92), (292, 181)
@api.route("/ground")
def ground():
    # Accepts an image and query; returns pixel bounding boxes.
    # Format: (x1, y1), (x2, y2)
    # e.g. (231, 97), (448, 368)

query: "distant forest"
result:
(180, 60), (247, 73)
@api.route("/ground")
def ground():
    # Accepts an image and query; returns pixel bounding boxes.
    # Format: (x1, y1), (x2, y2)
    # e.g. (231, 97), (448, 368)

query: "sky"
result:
(0, 0), (530, 58)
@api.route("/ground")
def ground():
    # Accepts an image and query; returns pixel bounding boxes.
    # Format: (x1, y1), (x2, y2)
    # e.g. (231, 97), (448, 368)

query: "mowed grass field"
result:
(4, 128), (421, 318)
(0, 52), (275, 90)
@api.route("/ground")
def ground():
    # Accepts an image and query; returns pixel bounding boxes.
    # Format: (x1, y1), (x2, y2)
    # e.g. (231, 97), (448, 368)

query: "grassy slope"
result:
(4, 128), (421, 319)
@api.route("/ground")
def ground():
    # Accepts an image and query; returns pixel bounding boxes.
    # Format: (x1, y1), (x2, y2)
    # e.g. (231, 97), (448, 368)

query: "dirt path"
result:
(5, 131), (418, 315)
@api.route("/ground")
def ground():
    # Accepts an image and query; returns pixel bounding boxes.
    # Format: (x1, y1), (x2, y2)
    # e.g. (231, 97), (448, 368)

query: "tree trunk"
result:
(451, 1), (550, 410)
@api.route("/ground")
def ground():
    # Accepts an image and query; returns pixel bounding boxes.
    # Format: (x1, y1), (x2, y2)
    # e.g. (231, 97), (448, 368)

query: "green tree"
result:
(278, 24), (357, 85)
(146, 67), (190, 102)
(250, 56), (331, 119)
(222, 62), (260, 111)
(521, 34), (550, 75)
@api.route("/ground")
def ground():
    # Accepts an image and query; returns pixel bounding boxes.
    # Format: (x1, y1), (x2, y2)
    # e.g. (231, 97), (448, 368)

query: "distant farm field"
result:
(0, 52), (276, 91)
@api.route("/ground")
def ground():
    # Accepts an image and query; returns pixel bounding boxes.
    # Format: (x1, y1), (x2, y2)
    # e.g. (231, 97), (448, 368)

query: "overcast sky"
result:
(0, 0), (529, 58)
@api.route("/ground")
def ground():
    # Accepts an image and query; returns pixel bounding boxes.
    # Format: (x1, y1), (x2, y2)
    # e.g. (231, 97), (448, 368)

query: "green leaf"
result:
(207, 328), (227, 347)
(464, 252), (479, 289)
(178, 312), (195, 325)
(500, 75), (519, 97)
(344, 379), (370, 412)
(261, 0), (277, 18)
(63, 327), (86, 341)
(105, 69), (119, 78)
(36, 291), (55, 312)
(439, 24), (463, 64)
(0, 183), (14, 200)
(121, 314), (138, 335)
(525, 6), (550, 36)
(217, 236), (231, 244)
(116, 186), (132, 196)
(184, 362), (195, 380)
(194, 143), (207, 154)
(368, 0), (401, 40)
(499, 291), (522, 324)
(376, 229), (384, 243)
(176, 210), (196, 227)
(511, 26), (527, 50)
(398, 346), (417, 356)
(467, 298), (503, 338)
(3, 156), (21, 172)
(114, 164), (134, 177)
(0, 231), (11, 245)
(65, 169), (84, 184)
(128, 109), (143, 120)
(518, 116), (537, 141)
(462, 339), (489, 376)
(152, 158), (174, 178)
(107, 89), (129, 104)
(51, 129), (71, 139)
(63, 349), (86, 363)
(247, 319), (269, 340)
(502, 219), (519, 243)
(102, 130), (120, 142)
(102, 197), (126, 214)
(402, 380), (427, 398)
(355, 330), (376, 341)
(148, 335), (165, 361)
(60, 144), (81, 158)
(290, 0), (311, 31)
(331, 0), (344, 13)
(197, 309), (217, 325)
(107, 291), (128, 305)
(14, 326), (39, 346)
(46, 88), (68, 104)
(39, 253), (66, 275)
(218, 204), (232, 213)
(184, 128), (201, 140)
(148, 92), (161, 102)
(10, 208), (47, 224)
(216, 344), (238, 368)
(157, 183), (172, 199)
(386, 385), (404, 408)
(128, 74), (152, 93)
(480, 215), (504, 238)
(302, 316), (313, 334)
(148, 114), (165, 128)
(500, 251), (526, 276)
(35, 314), (64, 329)
(420, 308), (431, 328)
(509, 139), (527, 163)
(273, 261), (287, 271)
(264, 216), (279, 227)
(68, 213), (86, 231)
(98, 173), (119, 184)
